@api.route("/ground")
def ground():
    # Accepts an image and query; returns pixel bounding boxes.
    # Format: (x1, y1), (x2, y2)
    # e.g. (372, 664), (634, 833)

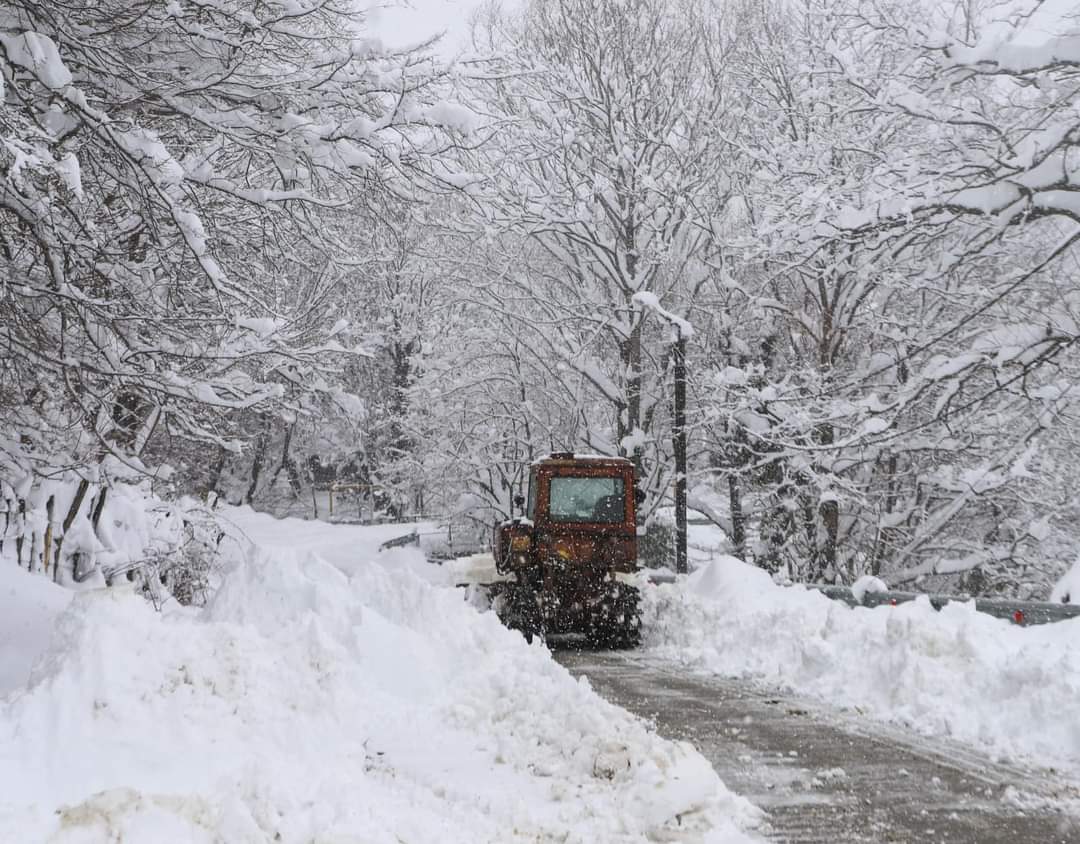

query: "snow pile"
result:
(0, 510), (759, 842)
(851, 574), (888, 603)
(0, 564), (72, 695)
(642, 555), (1080, 773)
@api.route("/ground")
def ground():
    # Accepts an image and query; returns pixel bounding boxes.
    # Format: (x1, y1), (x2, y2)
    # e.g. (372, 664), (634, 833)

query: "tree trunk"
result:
(270, 422), (302, 497)
(723, 421), (749, 560)
(53, 479), (91, 583)
(15, 499), (25, 568)
(92, 486), (108, 529)
(871, 350), (908, 576)
(619, 308), (645, 474)
(28, 525), (38, 574)
(44, 496), (55, 580)
(1, 494), (8, 557)
(815, 421), (839, 580)
(728, 473), (746, 559)
(245, 414), (272, 504)
(871, 452), (900, 577)
(819, 497), (839, 580)
(672, 328), (688, 574)
(207, 447), (227, 501)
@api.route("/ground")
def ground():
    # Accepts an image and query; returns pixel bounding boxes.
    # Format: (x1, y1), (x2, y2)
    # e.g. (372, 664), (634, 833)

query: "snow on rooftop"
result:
(531, 451), (632, 464)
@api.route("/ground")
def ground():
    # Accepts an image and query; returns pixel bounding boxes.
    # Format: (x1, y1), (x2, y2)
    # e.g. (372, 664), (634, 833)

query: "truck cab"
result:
(493, 453), (641, 646)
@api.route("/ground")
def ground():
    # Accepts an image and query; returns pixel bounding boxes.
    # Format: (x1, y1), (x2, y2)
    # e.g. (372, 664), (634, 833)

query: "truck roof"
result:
(531, 452), (633, 467)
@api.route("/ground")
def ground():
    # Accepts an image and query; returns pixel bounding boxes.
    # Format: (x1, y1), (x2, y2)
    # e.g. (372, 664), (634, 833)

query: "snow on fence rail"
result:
(811, 584), (1080, 626)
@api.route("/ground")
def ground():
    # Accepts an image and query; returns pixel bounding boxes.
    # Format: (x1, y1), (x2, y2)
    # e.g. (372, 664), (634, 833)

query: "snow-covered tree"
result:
(467, 0), (738, 506)
(0, 0), (467, 580)
(691, 0), (1080, 594)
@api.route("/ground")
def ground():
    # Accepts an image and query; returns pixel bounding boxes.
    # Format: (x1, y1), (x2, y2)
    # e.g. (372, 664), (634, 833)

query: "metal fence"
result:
(811, 584), (1080, 627)
(640, 571), (1080, 626)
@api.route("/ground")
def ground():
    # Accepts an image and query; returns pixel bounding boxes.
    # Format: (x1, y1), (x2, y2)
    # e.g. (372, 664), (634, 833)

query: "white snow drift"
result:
(0, 509), (759, 843)
(643, 555), (1080, 774)
(0, 563), (72, 696)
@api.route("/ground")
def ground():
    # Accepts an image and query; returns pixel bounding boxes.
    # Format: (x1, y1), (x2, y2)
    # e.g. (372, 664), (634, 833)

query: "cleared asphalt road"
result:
(556, 650), (1080, 843)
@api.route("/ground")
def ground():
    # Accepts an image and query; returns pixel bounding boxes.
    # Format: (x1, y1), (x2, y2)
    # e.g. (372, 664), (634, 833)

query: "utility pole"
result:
(631, 290), (691, 574)
(673, 325), (688, 574)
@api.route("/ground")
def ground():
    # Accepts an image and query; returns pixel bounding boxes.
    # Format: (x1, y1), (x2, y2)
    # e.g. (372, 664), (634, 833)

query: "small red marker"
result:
(889, 599), (898, 607)
(1013, 609), (1025, 625)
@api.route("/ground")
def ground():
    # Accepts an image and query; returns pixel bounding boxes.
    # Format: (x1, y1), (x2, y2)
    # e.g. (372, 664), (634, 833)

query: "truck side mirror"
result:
(514, 494), (526, 511)
(634, 487), (646, 505)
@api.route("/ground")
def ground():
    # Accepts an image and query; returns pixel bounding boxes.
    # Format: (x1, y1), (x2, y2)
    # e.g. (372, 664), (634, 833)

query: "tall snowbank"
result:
(642, 555), (1080, 773)
(0, 564), (72, 695)
(0, 511), (760, 842)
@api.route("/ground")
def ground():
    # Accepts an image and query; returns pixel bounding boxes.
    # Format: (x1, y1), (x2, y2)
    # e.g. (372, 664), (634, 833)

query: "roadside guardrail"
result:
(811, 585), (1080, 627)
(638, 571), (1080, 626)
(379, 530), (420, 551)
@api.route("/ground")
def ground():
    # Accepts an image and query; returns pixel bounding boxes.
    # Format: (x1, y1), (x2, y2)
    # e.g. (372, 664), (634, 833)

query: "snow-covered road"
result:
(558, 650), (1080, 843)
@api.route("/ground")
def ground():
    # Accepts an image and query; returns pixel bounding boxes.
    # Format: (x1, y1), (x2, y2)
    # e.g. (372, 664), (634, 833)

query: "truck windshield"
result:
(548, 476), (625, 524)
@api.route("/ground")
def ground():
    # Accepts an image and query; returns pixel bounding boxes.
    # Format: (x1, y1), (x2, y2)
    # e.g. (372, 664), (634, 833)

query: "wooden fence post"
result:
(43, 496), (55, 579)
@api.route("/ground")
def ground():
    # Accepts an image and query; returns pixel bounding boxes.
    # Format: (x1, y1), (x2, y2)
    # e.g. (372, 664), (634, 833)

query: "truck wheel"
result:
(589, 582), (641, 649)
(495, 583), (544, 644)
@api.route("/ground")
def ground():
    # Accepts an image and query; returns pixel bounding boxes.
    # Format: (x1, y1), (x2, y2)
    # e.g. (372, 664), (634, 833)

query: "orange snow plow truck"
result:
(488, 453), (643, 648)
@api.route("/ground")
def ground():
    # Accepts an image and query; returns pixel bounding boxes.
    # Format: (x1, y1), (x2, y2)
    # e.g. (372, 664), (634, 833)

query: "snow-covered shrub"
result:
(131, 498), (226, 608)
(1, 475), (225, 607)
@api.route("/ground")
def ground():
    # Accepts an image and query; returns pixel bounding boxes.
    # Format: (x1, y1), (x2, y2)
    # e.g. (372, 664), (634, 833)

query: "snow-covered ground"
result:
(10, 500), (1077, 842)
(642, 555), (1080, 776)
(0, 508), (760, 843)
(0, 563), (72, 696)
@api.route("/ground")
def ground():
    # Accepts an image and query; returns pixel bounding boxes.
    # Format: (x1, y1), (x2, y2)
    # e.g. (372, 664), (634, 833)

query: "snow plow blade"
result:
(463, 572), (642, 650)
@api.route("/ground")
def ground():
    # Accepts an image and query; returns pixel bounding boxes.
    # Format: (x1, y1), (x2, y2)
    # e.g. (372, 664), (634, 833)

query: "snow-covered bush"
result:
(1, 475), (225, 607)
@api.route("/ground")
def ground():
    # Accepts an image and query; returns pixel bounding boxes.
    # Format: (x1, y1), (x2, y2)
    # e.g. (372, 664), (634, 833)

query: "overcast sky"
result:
(366, 0), (1077, 56)
(367, 0), (484, 54)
